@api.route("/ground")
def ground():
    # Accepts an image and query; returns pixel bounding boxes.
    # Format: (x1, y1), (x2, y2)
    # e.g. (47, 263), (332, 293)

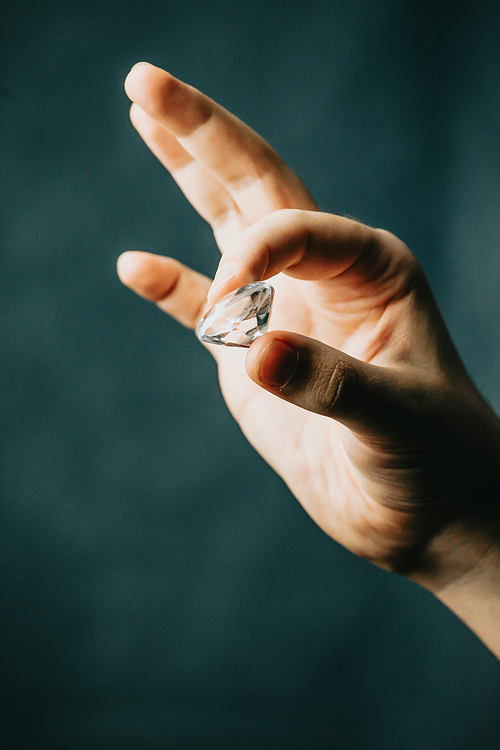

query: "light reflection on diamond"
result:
(197, 282), (275, 348)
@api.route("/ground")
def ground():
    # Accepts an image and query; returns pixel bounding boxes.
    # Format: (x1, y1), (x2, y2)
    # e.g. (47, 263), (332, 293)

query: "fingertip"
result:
(125, 62), (151, 97)
(206, 262), (237, 304)
(129, 61), (152, 73)
(246, 333), (299, 390)
(125, 61), (166, 103)
(128, 102), (158, 139)
(117, 251), (186, 303)
(129, 101), (141, 126)
(116, 250), (145, 286)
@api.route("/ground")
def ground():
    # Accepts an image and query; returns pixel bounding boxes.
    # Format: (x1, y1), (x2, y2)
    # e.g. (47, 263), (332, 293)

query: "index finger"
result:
(124, 62), (316, 223)
(205, 209), (413, 310)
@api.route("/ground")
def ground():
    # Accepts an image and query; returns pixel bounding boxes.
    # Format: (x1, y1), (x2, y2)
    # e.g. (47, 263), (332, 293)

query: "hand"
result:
(119, 63), (500, 653)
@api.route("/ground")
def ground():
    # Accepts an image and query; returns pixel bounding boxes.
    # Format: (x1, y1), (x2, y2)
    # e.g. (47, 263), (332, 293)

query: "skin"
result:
(118, 62), (500, 656)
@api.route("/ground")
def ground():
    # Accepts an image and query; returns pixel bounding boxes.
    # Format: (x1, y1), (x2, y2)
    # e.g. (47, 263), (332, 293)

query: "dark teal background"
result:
(1, 1), (500, 747)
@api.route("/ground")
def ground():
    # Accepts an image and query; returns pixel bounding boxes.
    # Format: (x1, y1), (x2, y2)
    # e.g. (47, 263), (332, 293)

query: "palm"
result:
(216, 256), (423, 562)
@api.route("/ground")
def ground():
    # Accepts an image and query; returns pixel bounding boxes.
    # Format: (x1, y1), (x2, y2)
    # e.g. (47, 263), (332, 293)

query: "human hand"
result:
(118, 63), (500, 653)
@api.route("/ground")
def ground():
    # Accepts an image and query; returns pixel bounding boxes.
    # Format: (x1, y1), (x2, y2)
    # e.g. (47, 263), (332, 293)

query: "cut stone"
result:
(197, 282), (275, 348)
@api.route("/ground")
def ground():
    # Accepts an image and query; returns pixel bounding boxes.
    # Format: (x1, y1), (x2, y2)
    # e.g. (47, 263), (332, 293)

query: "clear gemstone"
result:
(197, 282), (275, 348)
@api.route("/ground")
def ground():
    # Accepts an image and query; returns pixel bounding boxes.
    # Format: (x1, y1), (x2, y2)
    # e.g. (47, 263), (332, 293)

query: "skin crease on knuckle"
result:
(322, 360), (358, 417)
(298, 358), (357, 418)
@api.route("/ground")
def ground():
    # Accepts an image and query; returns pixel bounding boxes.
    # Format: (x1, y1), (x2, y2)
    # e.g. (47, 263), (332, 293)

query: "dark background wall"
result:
(1, 1), (500, 748)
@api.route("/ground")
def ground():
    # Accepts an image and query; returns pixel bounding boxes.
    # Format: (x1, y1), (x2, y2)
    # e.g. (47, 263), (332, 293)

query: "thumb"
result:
(245, 331), (417, 439)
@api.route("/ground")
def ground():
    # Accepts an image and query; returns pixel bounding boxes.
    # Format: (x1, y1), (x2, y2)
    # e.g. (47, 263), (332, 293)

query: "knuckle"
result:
(272, 207), (305, 224)
(360, 228), (383, 259)
(317, 360), (357, 416)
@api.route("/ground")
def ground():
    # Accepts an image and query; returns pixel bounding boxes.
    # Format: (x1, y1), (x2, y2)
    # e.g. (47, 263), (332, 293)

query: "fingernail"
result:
(257, 339), (299, 389)
(129, 61), (151, 72)
(208, 263), (236, 301)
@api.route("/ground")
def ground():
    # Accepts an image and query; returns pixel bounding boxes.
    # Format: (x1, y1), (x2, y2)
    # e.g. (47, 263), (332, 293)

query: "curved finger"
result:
(117, 250), (211, 330)
(124, 63), (316, 223)
(207, 209), (384, 303)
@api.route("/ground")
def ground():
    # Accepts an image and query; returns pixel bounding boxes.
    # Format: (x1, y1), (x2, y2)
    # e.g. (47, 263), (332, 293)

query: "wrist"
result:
(410, 502), (500, 657)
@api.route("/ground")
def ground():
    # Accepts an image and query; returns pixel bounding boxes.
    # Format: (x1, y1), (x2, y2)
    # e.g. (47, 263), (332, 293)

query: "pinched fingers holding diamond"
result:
(206, 209), (382, 304)
(198, 282), (274, 348)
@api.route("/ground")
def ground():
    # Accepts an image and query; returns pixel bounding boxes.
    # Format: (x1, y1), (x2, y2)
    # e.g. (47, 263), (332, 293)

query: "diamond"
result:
(197, 282), (275, 348)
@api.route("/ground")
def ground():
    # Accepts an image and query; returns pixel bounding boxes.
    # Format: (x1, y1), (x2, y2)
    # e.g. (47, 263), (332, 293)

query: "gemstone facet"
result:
(197, 282), (275, 348)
